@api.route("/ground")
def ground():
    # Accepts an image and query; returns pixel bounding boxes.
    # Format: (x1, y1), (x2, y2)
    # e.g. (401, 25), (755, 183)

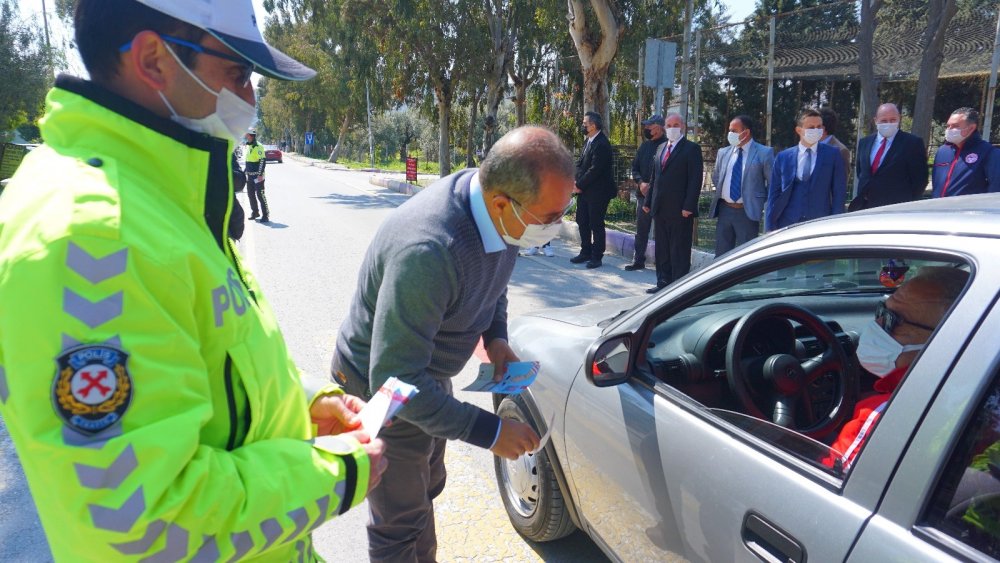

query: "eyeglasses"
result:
(507, 195), (573, 225)
(119, 34), (255, 88)
(875, 301), (936, 334)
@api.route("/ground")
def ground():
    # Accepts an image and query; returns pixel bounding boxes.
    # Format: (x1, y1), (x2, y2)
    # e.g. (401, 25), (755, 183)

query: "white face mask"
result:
(945, 127), (968, 145)
(158, 45), (257, 143)
(499, 204), (562, 248)
(665, 127), (683, 143)
(802, 128), (824, 146)
(856, 319), (924, 377)
(876, 122), (899, 139)
(727, 131), (743, 147)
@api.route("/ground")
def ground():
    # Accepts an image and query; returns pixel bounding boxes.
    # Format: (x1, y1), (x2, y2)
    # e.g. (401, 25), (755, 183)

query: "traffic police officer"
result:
(244, 127), (270, 221)
(932, 107), (1000, 197)
(0, 0), (385, 560)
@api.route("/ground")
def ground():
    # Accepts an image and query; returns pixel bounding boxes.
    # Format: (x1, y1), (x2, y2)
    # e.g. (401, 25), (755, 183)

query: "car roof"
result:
(764, 194), (1000, 243)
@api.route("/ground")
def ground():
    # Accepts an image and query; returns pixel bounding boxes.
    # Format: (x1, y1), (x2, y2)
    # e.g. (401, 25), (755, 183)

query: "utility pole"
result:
(41, 0), (51, 51)
(679, 0), (694, 125)
(366, 81), (375, 169)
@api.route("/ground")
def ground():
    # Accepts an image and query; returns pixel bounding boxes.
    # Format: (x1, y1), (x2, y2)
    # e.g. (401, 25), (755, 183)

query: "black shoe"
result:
(646, 285), (663, 294)
(260, 216), (269, 223)
(569, 254), (589, 264)
(585, 259), (602, 269)
(249, 213), (260, 220)
(624, 262), (645, 271)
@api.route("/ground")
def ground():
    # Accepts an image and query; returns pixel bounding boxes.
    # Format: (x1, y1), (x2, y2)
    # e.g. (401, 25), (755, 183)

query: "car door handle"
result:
(742, 512), (805, 563)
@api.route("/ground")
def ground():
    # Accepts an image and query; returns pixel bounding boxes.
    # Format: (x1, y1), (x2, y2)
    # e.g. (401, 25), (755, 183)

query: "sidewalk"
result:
(286, 152), (714, 273)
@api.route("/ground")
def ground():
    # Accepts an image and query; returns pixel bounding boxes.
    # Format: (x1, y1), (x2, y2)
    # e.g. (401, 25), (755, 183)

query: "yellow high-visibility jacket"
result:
(0, 76), (369, 561)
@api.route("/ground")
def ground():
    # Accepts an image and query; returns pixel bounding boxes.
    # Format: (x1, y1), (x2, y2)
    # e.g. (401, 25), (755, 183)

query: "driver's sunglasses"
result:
(119, 34), (255, 88)
(875, 301), (935, 334)
(507, 195), (573, 225)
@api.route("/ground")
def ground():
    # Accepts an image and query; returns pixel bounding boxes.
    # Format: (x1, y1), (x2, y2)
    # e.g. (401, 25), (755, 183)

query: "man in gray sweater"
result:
(331, 126), (576, 562)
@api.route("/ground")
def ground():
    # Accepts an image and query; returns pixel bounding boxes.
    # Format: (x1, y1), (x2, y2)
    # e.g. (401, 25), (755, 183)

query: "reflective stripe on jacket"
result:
(0, 75), (369, 561)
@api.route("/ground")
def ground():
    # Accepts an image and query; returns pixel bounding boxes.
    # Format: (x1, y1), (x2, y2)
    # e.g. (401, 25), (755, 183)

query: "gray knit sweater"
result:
(333, 169), (518, 447)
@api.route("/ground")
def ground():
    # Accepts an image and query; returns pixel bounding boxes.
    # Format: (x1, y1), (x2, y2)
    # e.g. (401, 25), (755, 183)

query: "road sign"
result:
(644, 39), (677, 89)
(405, 157), (418, 183)
(304, 131), (315, 145)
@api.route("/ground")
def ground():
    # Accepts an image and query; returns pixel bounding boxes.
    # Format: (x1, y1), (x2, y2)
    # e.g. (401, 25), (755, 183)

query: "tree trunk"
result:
(328, 113), (352, 163)
(436, 84), (453, 176)
(858, 0), (883, 131)
(514, 81), (528, 126)
(912, 0), (958, 146)
(467, 93), (480, 168)
(567, 0), (622, 130)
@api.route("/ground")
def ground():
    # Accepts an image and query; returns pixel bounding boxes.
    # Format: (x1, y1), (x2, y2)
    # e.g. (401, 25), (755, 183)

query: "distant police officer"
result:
(932, 107), (1000, 197)
(244, 127), (270, 221)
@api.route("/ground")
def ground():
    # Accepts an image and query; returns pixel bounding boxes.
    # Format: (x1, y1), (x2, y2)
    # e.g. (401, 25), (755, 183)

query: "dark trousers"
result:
(331, 354), (449, 562)
(247, 177), (269, 219)
(714, 204), (759, 257)
(653, 216), (693, 287)
(633, 194), (653, 264)
(577, 196), (611, 259)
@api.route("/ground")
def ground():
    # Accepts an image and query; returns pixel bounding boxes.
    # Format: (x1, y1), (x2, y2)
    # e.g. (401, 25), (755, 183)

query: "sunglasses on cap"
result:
(119, 34), (256, 88)
(875, 301), (935, 335)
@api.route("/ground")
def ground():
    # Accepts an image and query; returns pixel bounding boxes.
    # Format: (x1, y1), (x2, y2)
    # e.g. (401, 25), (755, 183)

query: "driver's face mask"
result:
(856, 319), (924, 377)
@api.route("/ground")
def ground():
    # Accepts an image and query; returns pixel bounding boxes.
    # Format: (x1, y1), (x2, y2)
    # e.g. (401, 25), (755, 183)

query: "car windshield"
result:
(696, 257), (961, 306)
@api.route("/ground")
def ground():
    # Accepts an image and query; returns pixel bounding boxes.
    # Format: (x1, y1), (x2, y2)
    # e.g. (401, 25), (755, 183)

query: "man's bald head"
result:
(479, 126), (574, 204)
(665, 113), (684, 130)
(894, 267), (969, 328)
(875, 104), (900, 124)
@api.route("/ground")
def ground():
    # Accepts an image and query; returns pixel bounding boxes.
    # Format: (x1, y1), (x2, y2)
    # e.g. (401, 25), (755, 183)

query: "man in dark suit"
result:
(766, 108), (846, 231)
(571, 111), (616, 268)
(849, 103), (929, 210)
(626, 114), (667, 270)
(644, 112), (703, 293)
(709, 115), (773, 256)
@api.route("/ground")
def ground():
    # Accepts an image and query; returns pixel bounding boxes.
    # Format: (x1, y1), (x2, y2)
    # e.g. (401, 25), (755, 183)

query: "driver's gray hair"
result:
(479, 126), (575, 204)
(913, 266), (969, 305)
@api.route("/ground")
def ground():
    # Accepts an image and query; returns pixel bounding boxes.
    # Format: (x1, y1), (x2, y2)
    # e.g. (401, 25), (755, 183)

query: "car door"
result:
(848, 281), (1000, 560)
(564, 233), (991, 562)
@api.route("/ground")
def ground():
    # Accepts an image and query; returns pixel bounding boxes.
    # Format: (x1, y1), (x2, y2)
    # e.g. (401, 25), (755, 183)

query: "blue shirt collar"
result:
(469, 172), (507, 254)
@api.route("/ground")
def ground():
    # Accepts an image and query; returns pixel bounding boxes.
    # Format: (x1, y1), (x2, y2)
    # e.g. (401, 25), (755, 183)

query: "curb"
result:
(367, 174), (715, 271)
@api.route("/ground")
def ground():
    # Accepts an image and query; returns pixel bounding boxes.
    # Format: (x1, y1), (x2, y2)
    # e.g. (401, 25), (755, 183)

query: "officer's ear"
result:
(125, 31), (174, 93)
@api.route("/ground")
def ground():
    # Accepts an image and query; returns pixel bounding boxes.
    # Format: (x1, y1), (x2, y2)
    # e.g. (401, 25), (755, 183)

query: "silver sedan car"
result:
(493, 195), (1000, 562)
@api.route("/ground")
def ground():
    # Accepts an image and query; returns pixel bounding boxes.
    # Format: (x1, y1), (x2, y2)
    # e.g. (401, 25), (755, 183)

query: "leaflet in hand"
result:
(358, 377), (418, 439)
(529, 412), (556, 455)
(463, 361), (540, 394)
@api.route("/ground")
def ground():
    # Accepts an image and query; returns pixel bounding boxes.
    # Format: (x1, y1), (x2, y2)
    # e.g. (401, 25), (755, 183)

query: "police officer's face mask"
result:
(158, 44), (258, 143)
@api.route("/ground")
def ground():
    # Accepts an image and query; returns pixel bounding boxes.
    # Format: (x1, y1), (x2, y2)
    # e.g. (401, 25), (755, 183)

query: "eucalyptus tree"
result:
(0, 1), (54, 136)
(567, 0), (625, 127)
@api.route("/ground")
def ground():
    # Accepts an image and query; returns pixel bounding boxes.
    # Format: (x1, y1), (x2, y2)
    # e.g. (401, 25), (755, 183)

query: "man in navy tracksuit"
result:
(932, 107), (1000, 198)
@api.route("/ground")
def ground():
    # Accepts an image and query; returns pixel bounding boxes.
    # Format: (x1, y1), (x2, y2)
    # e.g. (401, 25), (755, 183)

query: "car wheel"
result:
(494, 397), (576, 542)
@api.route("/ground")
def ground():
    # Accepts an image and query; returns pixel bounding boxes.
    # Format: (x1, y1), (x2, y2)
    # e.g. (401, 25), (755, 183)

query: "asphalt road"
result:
(0, 157), (660, 561)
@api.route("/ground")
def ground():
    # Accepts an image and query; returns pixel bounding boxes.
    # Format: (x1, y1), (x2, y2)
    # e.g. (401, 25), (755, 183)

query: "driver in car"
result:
(826, 267), (969, 471)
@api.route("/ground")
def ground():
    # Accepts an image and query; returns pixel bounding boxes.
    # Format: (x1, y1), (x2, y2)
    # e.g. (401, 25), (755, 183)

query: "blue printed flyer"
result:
(463, 361), (541, 394)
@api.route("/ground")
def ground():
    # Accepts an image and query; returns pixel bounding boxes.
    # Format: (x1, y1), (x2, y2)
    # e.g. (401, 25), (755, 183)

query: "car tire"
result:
(494, 397), (576, 542)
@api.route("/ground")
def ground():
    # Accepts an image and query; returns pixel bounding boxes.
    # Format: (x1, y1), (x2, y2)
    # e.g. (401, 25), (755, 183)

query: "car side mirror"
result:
(585, 334), (633, 387)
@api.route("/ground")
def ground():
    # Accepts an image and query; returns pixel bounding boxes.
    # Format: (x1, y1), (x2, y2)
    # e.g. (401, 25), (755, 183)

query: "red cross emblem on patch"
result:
(72, 366), (117, 404)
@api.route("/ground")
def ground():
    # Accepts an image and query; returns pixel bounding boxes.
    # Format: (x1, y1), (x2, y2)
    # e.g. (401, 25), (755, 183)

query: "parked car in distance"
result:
(494, 194), (1000, 562)
(264, 145), (282, 163)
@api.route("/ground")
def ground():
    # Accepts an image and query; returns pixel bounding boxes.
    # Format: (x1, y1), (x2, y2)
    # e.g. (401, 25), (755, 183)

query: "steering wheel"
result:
(725, 303), (857, 440)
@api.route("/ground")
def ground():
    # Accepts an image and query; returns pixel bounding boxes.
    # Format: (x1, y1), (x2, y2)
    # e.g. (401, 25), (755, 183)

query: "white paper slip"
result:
(358, 377), (418, 439)
(529, 413), (556, 455)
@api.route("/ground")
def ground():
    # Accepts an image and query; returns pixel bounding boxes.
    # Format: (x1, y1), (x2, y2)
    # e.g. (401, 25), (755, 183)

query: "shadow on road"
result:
(314, 192), (402, 209)
(526, 529), (611, 562)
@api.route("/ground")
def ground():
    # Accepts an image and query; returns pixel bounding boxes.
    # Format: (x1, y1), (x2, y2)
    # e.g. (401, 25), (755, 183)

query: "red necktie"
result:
(870, 137), (887, 174)
(660, 143), (672, 169)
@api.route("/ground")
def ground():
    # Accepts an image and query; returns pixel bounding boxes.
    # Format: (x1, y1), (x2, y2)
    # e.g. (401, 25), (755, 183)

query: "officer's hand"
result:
(311, 394), (366, 436)
(490, 419), (540, 460)
(681, 210), (693, 218)
(639, 182), (649, 196)
(642, 206), (651, 214)
(343, 430), (388, 492)
(485, 338), (519, 383)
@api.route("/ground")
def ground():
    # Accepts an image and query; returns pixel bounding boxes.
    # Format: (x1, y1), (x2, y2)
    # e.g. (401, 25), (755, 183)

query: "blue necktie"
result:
(801, 148), (812, 183)
(730, 148), (743, 201)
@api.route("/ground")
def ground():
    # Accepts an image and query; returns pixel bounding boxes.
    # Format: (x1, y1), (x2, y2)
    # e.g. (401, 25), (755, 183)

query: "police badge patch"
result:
(966, 153), (979, 164)
(53, 345), (132, 435)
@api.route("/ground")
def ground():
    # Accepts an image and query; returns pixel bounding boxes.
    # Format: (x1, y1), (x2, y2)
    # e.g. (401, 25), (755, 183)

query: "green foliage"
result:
(0, 1), (53, 134)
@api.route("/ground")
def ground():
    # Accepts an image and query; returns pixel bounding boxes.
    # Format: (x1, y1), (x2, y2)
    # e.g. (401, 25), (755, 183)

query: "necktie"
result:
(801, 148), (812, 183)
(660, 143), (672, 169)
(730, 147), (743, 201)
(871, 137), (887, 174)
